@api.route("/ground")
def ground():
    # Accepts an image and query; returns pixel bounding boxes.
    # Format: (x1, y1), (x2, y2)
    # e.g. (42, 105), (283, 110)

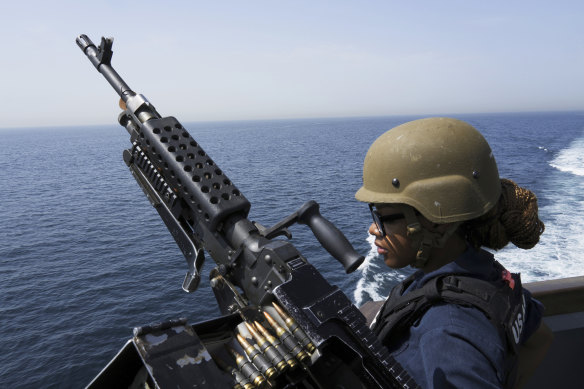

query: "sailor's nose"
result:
(369, 222), (382, 237)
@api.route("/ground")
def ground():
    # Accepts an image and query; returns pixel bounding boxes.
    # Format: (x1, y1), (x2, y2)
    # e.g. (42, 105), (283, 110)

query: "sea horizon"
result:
(2, 109), (583, 132)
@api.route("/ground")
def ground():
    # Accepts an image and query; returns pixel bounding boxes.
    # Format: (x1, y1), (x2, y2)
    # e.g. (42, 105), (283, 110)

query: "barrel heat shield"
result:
(136, 117), (251, 230)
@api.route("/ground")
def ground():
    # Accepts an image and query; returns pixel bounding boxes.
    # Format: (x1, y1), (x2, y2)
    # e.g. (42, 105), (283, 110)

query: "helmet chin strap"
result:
(398, 205), (460, 269)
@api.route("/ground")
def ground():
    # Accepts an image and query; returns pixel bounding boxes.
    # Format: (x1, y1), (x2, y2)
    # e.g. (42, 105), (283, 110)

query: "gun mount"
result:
(77, 34), (418, 389)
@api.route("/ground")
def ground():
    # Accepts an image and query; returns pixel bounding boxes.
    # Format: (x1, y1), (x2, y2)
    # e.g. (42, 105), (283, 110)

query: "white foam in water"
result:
(497, 199), (584, 282)
(549, 138), (584, 176)
(501, 136), (584, 281)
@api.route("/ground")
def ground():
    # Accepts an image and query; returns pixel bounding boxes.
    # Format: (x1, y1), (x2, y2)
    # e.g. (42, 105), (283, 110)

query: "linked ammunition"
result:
(272, 302), (316, 353)
(245, 322), (288, 373)
(228, 347), (267, 388)
(231, 364), (254, 389)
(236, 333), (278, 380)
(263, 311), (310, 364)
(254, 320), (298, 370)
(212, 355), (253, 389)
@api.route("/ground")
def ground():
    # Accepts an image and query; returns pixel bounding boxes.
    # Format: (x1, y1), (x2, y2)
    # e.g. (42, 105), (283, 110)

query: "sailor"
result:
(356, 118), (553, 388)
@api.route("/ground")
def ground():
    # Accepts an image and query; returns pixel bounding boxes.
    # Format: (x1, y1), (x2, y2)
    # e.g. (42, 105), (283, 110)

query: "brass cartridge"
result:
(272, 302), (316, 353)
(236, 333), (277, 380)
(263, 311), (310, 364)
(245, 322), (288, 373)
(228, 347), (266, 388)
(231, 365), (254, 389)
(254, 320), (298, 370)
(213, 355), (254, 389)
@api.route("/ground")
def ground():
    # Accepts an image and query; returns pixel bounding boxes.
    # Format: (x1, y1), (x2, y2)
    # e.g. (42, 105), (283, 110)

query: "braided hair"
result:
(463, 179), (545, 250)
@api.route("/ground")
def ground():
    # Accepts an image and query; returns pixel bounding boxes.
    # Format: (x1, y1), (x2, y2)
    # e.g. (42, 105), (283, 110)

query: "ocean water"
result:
(1, 112), (583, 387)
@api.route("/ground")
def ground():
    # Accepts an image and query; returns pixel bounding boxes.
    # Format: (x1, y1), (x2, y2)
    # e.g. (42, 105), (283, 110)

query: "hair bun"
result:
(499, 179), (545, 249)
(462, 178), (544, 250)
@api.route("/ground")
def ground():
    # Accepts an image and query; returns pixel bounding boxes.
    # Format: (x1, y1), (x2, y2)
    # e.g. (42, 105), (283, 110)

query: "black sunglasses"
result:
(369, 204), (405, 237)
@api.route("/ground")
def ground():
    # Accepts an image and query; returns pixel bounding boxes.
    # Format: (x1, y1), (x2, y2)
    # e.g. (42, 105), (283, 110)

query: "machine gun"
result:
(77, 35), (418, 389)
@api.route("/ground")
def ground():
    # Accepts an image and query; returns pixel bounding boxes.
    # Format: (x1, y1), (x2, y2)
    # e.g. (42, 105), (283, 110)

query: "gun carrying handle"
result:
(297, 201), (364, 274)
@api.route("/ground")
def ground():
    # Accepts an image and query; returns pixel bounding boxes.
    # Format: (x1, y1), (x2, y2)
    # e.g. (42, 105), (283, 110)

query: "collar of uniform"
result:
(405, 246), (496, 294)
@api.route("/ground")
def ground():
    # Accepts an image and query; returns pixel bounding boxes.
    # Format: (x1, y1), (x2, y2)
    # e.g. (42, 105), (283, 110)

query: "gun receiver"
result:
(78, 34), (417, 389)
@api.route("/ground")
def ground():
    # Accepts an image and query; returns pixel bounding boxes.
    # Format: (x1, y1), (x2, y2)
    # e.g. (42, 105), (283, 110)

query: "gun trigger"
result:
(182, 248), (205, 293)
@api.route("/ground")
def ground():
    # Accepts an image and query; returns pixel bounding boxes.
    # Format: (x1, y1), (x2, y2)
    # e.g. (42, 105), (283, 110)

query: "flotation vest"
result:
(371, 261), (526, 388)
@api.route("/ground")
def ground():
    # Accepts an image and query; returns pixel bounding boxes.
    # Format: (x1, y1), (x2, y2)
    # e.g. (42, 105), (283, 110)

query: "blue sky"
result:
(1, 1), (582, 128)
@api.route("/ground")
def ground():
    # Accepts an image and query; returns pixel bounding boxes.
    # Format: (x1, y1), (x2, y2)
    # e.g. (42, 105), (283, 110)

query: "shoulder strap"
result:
(370, 272), (418, 330)
(372, 275), (445, 344)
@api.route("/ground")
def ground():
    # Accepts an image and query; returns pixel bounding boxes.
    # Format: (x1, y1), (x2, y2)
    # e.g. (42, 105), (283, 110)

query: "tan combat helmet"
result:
(355, 117), (501, 266)
(356, 117), (501, 223)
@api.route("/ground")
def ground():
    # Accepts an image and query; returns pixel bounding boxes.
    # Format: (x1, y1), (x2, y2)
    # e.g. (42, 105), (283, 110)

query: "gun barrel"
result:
(76, 34), (135, 101)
